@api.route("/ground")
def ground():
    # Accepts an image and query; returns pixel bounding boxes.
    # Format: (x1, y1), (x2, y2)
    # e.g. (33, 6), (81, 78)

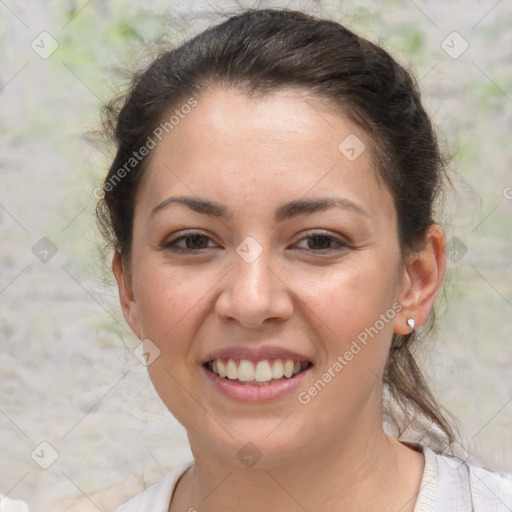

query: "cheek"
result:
(296, 258), (399, 339)
(292, 264), (399, 424)
(134, 265), (211, 421)
(133, 264), (207, 353)
(291, 256), (401, 404)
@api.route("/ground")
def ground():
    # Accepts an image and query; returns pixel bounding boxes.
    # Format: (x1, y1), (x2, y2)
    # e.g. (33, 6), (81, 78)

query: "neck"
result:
(173, 425), (424, 512)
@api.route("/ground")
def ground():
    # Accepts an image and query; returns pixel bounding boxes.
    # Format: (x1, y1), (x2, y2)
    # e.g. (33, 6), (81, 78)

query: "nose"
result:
(214, 245), (294, 328)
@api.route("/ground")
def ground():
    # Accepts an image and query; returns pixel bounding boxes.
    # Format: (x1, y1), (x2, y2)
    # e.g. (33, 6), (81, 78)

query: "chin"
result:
(185, 413), (320, 470)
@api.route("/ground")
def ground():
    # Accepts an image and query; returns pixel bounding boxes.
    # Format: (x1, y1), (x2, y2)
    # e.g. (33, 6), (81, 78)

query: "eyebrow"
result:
(149, 195), (370, 222)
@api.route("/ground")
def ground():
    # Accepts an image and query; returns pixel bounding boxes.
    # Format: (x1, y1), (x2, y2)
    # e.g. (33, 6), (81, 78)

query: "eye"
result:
(162, 230), (348, 254)
(164, 232), (218, 252)
(294, 231), (348, 253)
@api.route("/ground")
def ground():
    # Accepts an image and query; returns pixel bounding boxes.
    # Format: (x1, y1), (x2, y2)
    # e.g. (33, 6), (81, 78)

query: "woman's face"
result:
(115, 87), (411, 466)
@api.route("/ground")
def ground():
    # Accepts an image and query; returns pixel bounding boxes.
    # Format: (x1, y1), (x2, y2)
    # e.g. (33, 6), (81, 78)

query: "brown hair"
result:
(96, 8), (457, 447)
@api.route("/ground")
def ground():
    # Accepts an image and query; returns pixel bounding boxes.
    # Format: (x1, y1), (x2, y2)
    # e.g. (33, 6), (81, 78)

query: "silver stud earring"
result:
(407, 318), (415, 331)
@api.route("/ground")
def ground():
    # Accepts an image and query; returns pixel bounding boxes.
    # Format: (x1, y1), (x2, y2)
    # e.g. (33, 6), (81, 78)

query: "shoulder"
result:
(431, 448), (512, 511)
(112, 460), (194, 512)
(467, 462), (512, 511)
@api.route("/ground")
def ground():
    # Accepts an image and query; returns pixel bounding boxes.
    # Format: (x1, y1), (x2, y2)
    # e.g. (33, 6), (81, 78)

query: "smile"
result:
(205, 358), (312, 384)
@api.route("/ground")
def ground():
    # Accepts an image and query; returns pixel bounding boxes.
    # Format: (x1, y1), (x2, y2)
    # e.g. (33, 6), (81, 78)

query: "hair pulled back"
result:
(97, 8), (456, 447)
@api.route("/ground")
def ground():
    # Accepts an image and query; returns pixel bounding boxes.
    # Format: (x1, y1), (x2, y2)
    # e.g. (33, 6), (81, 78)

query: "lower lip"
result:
(201, 365), (311, 402)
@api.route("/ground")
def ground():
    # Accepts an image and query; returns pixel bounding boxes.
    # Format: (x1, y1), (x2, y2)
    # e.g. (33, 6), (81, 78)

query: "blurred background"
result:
(1, 0), (511, 510)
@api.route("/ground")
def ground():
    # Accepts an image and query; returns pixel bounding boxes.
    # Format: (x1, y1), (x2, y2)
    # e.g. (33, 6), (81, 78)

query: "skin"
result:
(113, 87), (446, 512)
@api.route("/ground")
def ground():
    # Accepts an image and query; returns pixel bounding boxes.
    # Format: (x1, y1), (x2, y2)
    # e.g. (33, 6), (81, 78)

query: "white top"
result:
(113, 447), (512, 512)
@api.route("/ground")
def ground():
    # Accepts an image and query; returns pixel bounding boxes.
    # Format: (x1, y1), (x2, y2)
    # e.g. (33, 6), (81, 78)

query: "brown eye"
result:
(295, 232), (347, 253)
(183, 234), (210, 249)
(164, 232), (217, 252)
(307, 235), (333, 250)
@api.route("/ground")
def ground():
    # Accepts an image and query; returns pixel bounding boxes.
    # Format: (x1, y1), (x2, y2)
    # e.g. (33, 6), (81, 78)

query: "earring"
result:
(407, 318), (415, 331)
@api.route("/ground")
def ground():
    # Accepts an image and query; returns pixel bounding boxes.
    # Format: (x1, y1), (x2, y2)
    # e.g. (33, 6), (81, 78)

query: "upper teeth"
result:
(209, 358), (309, 382)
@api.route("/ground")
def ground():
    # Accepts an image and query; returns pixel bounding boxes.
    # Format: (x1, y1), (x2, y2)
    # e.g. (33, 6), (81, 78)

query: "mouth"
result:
(204, 358), (312, 386)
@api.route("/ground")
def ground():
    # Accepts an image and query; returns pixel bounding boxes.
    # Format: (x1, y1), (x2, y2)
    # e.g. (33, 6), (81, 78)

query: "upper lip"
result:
(201, 345), (313, 365)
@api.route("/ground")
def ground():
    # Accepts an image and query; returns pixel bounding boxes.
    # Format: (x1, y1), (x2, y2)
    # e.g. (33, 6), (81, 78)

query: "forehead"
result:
(136, 87), (395, 225)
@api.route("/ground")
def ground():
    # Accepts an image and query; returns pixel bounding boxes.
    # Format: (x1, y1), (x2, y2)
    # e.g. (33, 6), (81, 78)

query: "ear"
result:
(112, 249), (142, 339)
(393, 224), (446, 335)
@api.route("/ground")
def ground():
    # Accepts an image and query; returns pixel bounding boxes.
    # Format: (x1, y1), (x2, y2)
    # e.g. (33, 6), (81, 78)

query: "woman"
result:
(95, 8), (512, 512)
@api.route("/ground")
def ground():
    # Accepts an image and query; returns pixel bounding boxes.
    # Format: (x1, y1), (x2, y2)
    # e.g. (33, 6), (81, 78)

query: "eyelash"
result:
(163, 231), (348, 254)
